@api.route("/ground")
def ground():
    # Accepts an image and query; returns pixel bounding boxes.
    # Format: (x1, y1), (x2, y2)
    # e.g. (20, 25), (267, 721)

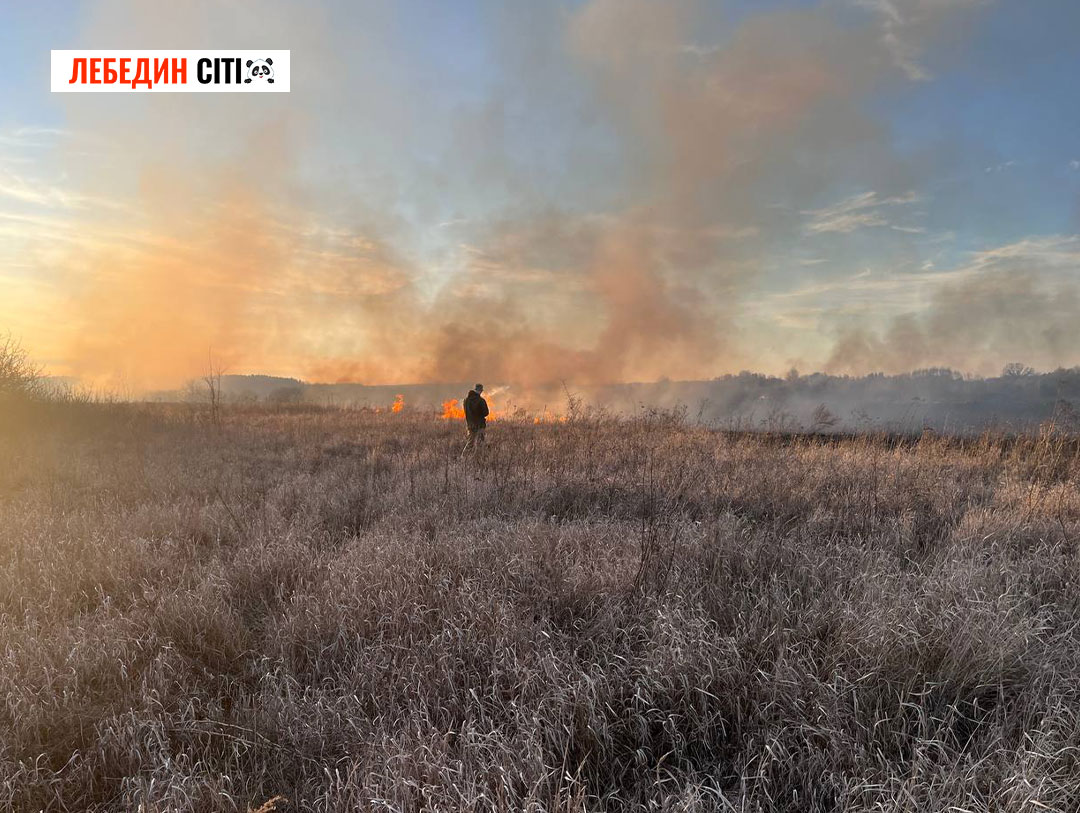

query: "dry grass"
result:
(2, 404), (1080, 811)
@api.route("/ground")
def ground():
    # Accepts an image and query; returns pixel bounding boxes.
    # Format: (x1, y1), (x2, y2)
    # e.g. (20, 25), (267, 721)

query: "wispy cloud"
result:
(774, 235), (1080, 314)
(0, 126), (67, 151)
(0, 157), (133, 214)
(964, 235), (1080, 273)
(766, 265), (963, 311)
(802, 190), (920, 234)
(0, 169), (91, 210)
(852, 0), (984, 81)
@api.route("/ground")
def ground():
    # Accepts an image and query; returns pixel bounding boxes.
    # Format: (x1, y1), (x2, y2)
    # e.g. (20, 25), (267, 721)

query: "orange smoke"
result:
(391, 394), (404, 413)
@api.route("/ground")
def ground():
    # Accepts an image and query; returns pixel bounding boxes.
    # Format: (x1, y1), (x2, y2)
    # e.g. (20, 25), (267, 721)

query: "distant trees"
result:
(1002, 362), (1036, 377)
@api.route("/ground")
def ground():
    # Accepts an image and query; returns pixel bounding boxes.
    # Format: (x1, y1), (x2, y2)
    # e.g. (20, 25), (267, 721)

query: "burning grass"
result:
(441, 390), (504, 422)
(2, 404), (1080, 810)
(441, 397), (465, 420)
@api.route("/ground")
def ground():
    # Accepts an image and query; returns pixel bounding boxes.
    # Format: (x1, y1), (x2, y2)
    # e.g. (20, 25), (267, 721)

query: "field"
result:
(3, 404), (1080, 811)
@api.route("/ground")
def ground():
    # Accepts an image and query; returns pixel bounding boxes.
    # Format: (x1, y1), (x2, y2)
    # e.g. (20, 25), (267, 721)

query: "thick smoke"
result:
(405, 1), (868, 386)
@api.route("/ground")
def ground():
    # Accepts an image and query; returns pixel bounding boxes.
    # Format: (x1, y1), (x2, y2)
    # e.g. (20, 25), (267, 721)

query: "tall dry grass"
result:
(1, 403), (1079, 811)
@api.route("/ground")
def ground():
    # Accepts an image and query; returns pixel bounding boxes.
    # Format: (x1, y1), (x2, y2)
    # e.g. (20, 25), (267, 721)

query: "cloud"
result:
(803, 190), (921, 234)
(0, 126), (67, 150)
(0, 167), (128, 211)
(852, 0), (984, 80)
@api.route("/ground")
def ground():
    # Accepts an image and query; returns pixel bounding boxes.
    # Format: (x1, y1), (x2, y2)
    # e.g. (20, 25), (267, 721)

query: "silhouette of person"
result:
(461, 383), (489, 456)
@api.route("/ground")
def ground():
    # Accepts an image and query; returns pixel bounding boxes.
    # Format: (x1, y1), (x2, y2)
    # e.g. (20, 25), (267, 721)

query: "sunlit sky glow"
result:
(2, 0), (1080, 390)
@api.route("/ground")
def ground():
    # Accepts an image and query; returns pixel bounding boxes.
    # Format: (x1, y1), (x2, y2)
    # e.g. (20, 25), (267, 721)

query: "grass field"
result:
(3, 404), (1080, 811)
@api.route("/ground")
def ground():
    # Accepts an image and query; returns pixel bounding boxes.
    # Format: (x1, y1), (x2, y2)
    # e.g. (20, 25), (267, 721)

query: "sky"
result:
(1, 0), (1079, 391)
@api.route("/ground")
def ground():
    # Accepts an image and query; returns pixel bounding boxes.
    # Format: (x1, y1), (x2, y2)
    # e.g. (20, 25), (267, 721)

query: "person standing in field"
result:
(461, 383), (489, 456)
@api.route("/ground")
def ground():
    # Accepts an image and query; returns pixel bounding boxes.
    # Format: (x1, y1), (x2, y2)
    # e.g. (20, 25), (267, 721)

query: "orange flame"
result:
(441, 392), (500, 421)
(441, 398), (465, 420)
(391, 394), (404, 413)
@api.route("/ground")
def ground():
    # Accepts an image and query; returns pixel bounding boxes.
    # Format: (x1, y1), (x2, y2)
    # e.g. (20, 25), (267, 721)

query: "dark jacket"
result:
(463, 390), (489, 430)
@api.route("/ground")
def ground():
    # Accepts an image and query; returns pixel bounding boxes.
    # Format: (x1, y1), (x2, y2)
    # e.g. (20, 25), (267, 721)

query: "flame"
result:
(441, 392), (500, 421)
(441, 398), (465, 420)
(391, 394), (404, 413)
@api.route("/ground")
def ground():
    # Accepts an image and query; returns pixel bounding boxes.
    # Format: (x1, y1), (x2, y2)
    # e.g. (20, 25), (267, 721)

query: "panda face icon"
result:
(245, 58), (274, 84)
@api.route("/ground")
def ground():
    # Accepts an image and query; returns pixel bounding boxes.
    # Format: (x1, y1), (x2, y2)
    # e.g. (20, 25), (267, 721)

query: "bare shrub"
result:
(0, 333), (44, 401)
(812, 402), (839, 430)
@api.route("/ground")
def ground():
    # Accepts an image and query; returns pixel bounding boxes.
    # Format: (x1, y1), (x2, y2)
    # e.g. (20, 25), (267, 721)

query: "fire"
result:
(436, 392), (567, 424)
(441, 398), (465, 420)
(391, 394), (404, 413)
(441, 392), (500, 421)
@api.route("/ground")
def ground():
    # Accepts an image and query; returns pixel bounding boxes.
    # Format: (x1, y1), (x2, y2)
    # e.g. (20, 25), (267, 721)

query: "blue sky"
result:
(1, 0), (1079, 388)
